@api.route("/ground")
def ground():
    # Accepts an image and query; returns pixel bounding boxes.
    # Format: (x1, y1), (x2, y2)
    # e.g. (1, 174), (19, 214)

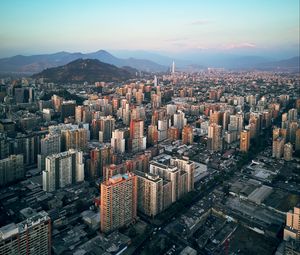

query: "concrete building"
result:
(284, 143), (293, 161)
(228, 113), (244, 133)
(158, 119), (168, 141)
(0, 154), (24, 186)
(207, 123), (222, 152)
(61, 100), (76, 121)
(272, 137), (285, 159)
(173, 111), (187, 130)
(38, 134), (61, 171)
(182, 125), (193, 145)
(284, 206), (300, 242)
(129, 119), (146, 153)
(150, 161), (180, 203)
(147, 125), (159, 146)
(168, 126), (180, 141)
(43, 149), (84, 192)
(89, 144), (113, 179)
(135, 171), (163, 217)
(61, 128), (88, 151)
(149, 158), (194, 204)
(100, 173), (137, 233)
(170, 157), (195, 193)
(240, 130), (250, 152)
(98, 115), (115, 143)
(111, 129), (128, 154)
(0, 211), (51, 255)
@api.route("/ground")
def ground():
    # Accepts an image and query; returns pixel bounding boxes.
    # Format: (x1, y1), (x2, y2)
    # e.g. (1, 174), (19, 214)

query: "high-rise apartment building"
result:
(168, 126), (180, 141)
(284, 206), (300, 242)
(61, 100), (76, 121)
(38, 134), (61, 171)
(147, 125), (159, 146)
(228, 113), (244, 133)
(210, 111), (221, 125)
(182, 125), (193, 145)
(0, 154), (24, 186)
(173, 111), (187, 130)
(89, 145), (113, 179)
(111, 129), (128, 154)
(129, 119), (146, 152)
(98, 116), (115, 143)
(43, 149), (84, 192)
(170, 157), (195, 193)
(158, 119), (168, 141)
(100, 173), (137, 233)
(135, 171), (163, 217)
(284, 143), (293, 161)
(61, 128), (88, 151)
(288, 108), (298, 122)
(150, 161), (180, 203)
(207, 123), (222, 152)
(149, 157), (194, 204)
(272, 137), (285, 159)
(0, 211), (51, 255)
(240, 130), (250, 152)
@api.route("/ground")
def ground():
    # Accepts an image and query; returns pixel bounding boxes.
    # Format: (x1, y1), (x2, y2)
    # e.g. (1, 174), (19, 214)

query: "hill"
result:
(32, 58), (135, 83)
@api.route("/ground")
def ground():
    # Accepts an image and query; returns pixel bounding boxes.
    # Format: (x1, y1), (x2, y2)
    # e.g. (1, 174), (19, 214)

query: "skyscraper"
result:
(98, 115), (115, 143)
(228, 113), (244, 133)
(43, 149), (84, 192)
(173, 111), (187, 130)
(284, 143), (293, 161)
(147, 125), (159, 146)
(158, 119), (168, 141)
(100, 173), (137, 233)
(61, 100), (76, 121)
(61, 128), (88, 151)
(153, 75), (158, 87)
(0, 211), (51, 255)
(38, 134), (61, 171)
(0, 154), (24, 186)
(111, 129), (128, 154)
(135, 171), (163, 217)
(284, 205), (300, 241)
(89, 144), (113, 179)
(168, 126), (180, 141)
(129, 119), (146, 152)
(240, 130), (250, 152)
(171, 60), (175, 74)
(272, 137), (285, 159)
(207, 123), (222, 152)
(149, 157), (194, 204)
(170, 157), (195, 193)
(182, 125), (194, 145)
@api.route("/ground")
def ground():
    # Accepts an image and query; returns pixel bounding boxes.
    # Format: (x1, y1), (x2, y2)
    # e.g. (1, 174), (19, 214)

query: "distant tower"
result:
(172, 60), (175, 74)
(154, 75), (158, 87)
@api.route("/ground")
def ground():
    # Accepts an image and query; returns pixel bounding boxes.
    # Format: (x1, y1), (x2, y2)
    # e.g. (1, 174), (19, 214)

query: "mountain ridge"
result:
(0, 50), (166, 73)
(32, 58), (135, 83)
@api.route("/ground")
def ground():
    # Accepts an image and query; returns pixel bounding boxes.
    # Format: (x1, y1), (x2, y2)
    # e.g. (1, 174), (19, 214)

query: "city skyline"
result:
(0, 0), (299, 58)
(0, 1), (300, 254)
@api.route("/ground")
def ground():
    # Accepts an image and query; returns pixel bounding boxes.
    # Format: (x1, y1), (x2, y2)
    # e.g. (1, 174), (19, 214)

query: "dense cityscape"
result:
(0, 1), (300, 255)
(0, 66), (299, 254)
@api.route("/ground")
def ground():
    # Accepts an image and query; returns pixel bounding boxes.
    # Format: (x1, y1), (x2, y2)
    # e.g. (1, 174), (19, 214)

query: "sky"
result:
(0, 0), (299, 58)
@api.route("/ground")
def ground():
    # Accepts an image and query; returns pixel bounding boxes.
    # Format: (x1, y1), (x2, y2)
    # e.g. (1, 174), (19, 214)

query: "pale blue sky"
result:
(0, 0), (299, 57)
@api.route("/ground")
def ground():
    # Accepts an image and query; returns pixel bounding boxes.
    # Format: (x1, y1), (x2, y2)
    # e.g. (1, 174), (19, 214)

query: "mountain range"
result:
(0, 50), (166, 74)
(0, 49), (298, 74)
(32, 59), (135, 83)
